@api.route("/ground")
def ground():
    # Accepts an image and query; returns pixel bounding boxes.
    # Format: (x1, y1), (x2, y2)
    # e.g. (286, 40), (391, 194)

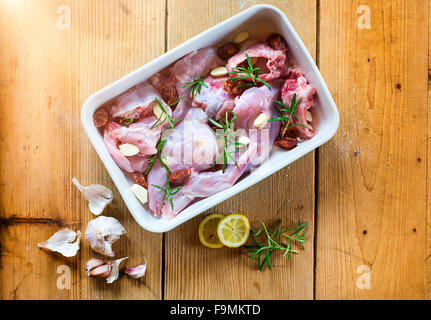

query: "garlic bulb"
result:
(72, 177), (113, 215)
(86, 257), (128, 284)
(85, 216), (126, 257)
(126, 257), (147, 279)
(37, 228), (81, 257)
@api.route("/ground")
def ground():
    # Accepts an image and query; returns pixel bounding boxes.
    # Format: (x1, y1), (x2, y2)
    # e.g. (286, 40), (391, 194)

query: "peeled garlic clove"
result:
(253, 113), (270, 128)
(72, 177), (113, 215)
(306, 123), (313, 130)
(106, 257), (128, 284)
(85, 216), (126, 257)
(237, 136), (250, 147)
(130, 184), (148, 204)
(153, 102), (166, 120)
(37, 228), (81, 257)
(210, 66), (228, 77)
(306, 111), (313, 122)
(119, 143), (140, 157)
(233, 30), (250, 43)
(126, 258), (147, 279)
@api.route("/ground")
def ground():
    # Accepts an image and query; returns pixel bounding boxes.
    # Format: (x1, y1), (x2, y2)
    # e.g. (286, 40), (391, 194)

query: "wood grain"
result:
(316, 0), (429, 299)
(0, 0), (165, 299)
(2, 0), (430, 300)
(164, 0), (316, 300)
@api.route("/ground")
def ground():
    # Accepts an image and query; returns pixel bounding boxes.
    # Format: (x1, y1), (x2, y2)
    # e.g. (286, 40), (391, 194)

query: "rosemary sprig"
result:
(228, 53), (271, 90)
(151, 174), (182, 210)
(183, 76), (208, 99)
(208, 111), (244, 173)
(151, 97), (181, 129)
(268, 93), (308, 137)
(244, 220), (308, 271)
(120, 118), (135, 126)
(145, 138), (171, 175)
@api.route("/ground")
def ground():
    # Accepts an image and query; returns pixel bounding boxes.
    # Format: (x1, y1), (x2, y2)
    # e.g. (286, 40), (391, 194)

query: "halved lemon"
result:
(217, 214), (250, 248)
(198, 214), (224, 248)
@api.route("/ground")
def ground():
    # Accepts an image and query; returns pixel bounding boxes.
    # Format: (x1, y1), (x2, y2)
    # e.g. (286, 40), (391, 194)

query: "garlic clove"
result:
(237, 136), (251, 147)
(306, 111), (313, 122)
(126, 257), (147, 279)
(153, 101), (166, 121)
(85, 216), (126, 257)
(72, 177), (113, 215)
(85, 257), (128, 283)
(306, 123), (313, 130)
(130, 184), (148, 204)
(37, 228), (81, 257)
(210, 66), (228, 77)
(119, 143), (140, 157)
(89, 264), (111, 278)
(253, 113), (270, 128)
(85, 258), (106, 273)
(106, 257), (128, 284)
(233, 30), (250, 43)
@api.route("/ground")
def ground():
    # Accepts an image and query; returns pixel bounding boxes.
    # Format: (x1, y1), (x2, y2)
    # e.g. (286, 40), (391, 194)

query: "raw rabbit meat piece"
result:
(227, 43), (287, 82)
(171, 47), (223, 121)
(147, 108), (219, 216)
(281, 68), (317, 139)
(161, 143), (258, 219)
(110, 82), (162, 120)
(104, 93), (173, 173)
(192, 75), (235, 119)
(104, 120), (159, 173)
(230, 81), (283, 166)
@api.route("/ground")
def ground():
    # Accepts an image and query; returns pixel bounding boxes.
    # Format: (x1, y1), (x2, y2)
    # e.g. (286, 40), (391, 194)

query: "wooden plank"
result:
(0, 0), (165, 299)
(164, 0), (316, 299)
(428, 0), (431, 300)
(316, 0), (429, 299)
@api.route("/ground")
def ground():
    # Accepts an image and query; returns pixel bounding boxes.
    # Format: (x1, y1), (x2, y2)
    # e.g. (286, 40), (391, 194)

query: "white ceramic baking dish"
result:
(81, 4), (339, 232)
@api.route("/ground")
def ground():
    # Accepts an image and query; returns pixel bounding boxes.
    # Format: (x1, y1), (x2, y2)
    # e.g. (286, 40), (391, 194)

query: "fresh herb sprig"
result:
(151, 97), (181, 129)
(268, 93), (308, 137)
(151, 174), (182, 211)
(183, 76), (208, 99)
(120, 118), (135, 126)
(208, 111), (244, 173)
(244, 220), (308, 271)
(145, 138), (171, 175)
(228, 53), (271, 90)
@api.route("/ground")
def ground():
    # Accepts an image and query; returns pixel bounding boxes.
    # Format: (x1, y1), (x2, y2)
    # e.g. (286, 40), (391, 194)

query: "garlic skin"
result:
(85, 216), (126, 257)
(85, 257), (128, 284)
(37, 228), (81, 257)
(106, 257), (128, 284)
(72, 177), (113, 215)
(126, 258), (147, 279)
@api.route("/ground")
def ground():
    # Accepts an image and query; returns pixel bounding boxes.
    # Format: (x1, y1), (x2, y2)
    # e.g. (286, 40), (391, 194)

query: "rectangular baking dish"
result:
(81, 4), (339, 233)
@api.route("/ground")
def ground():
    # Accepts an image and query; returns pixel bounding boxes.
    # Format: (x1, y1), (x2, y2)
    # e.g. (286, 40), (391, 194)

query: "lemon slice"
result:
(217, 214), (250, 248)
(198, 214), (224, 248)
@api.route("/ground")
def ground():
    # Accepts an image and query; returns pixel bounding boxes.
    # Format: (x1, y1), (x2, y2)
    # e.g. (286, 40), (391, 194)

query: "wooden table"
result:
(0, 0), (429, 300)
